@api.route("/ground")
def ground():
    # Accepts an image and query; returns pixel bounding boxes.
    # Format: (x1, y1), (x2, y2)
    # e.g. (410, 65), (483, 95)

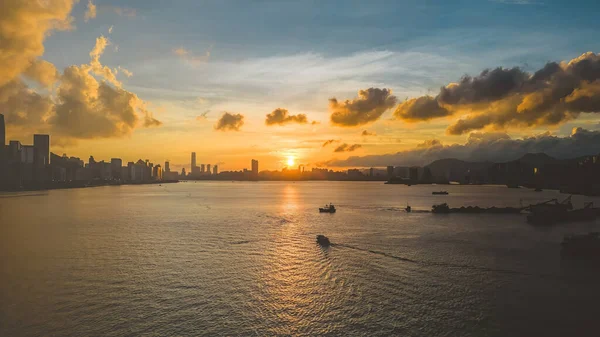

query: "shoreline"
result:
(0, 180), (179, 193)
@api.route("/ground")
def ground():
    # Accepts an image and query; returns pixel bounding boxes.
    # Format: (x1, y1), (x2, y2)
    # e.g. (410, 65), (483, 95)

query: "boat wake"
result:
(333, 243), (559, 278)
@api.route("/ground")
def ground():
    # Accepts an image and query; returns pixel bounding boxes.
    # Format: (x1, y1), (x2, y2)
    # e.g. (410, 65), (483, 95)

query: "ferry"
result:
(319, 203), (336, 213)
(432, 191), (449, 195)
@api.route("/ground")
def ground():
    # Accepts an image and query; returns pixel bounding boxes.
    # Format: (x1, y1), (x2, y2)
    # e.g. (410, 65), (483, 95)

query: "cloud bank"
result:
(395, 52), (600, 134)
(326, 128), (600, 167)
(330, 88), (397, 127)
(265, 108), (308, 126)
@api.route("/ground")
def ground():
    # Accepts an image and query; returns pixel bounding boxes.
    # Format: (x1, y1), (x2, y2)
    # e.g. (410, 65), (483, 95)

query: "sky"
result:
(3, 0), (600, 172)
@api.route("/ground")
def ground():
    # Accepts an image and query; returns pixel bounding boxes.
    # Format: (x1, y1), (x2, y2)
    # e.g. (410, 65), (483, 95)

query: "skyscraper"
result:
(191, 152), (196, 171)
(207, 164), (211, 175)
(213, 165), (218, 175)
(251, 159), (258, 176)
(0, 113), (5, 148)
(165, 161), (170, 172)
(201, 164), (205, 173)
(33, 134), (50, 166)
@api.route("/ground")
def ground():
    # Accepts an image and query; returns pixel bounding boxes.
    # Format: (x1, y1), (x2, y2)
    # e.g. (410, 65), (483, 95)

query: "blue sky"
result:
(45, 0), (600, 112)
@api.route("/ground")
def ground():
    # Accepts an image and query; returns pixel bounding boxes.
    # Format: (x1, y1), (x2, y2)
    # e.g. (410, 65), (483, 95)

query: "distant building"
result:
(127, 162), (135, 181)
(213, 165), (218, 175)
(191, 152), (196, 171)
(181, 167), (186, 177)
(111, 158), (122, 180)
(165, 161), (170, 173)
(153, 165), (163, 181)
(387, 166), (394, 177)
(0, 114), (6, 185)
(33, 134), (50, 166)
(200, 164), (205, 173)
(347, 169), (363, 178)
(409, 167), (419, 182)
(0, 113), (5, 149)
(369, 168), (375, 177)
(251, 159), (258, 176)
(207, 164), (211, 175)
(21, 145), (35, 164)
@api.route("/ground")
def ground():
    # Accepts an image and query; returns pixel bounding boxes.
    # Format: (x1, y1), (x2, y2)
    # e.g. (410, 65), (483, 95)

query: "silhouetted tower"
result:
(33, 134), (50, 166)
(251, 159), (258, 176)
(165, 161), (170, 172)
(0, 113), (5, 149)
(191, 152), (196, 171)
(213, 165), (218, 175)
(207, 164), (211, 174)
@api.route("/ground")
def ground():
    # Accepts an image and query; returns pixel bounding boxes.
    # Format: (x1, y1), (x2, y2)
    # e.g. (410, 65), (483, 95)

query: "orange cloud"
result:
(330, 88), (397, 127)
(265, 108), (308, 125)
(215, 112), (244, 131)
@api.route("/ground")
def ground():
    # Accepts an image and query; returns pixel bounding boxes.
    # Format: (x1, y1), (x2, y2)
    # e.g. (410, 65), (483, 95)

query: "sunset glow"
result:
(2, 0), (600, 173)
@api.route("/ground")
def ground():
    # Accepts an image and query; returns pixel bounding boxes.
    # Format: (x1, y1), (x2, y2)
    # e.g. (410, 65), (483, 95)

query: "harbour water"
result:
(1, 182), (599, 336)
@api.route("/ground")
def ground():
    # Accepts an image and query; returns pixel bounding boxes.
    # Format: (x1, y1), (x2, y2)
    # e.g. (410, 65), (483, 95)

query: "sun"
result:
(287, 156), (295, 167)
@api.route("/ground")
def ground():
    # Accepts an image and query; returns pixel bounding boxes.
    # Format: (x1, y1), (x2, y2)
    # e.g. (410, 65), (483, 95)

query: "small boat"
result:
(319, 203), (336, 213)
(432, 191), (449, 195)
(316, 235), (331, 246)
(405, 204), (412, 213)
(534, 188), (542, 192)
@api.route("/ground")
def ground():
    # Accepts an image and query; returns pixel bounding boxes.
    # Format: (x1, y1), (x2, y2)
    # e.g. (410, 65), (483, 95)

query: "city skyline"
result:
(3, 1), (600, 171)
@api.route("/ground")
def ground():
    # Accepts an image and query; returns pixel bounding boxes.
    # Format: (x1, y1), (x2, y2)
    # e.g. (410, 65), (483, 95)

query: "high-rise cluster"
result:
(0, 114), (171, 191)
(188, 152), (219, 178)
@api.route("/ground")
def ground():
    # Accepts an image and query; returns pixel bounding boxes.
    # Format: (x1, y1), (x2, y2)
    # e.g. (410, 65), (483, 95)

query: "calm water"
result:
(1, 182), (599, 336)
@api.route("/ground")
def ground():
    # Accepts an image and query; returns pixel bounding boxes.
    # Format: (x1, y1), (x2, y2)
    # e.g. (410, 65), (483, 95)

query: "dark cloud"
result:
(395, 52), (600, 135)
(330, 88), (397, 127)
(438, 67), (530, 105)
(334, 143), (362, 152)
(215, 112), (244, 131)
(322, 139), (339, 147)
(361, 130), (376, 136)
(394, 96), (451, 121)
(326, 128), (600, 167)
(265, 108), (308, 125)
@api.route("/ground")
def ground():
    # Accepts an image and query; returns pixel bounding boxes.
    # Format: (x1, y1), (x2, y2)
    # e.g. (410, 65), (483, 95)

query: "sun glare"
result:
(287, 156), (295, 167)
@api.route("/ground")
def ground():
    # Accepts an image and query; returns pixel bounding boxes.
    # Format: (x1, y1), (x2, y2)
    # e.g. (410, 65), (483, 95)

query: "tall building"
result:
(200, 164), (205, 173)
(33, 134), (50, 166)
(111, 158), (122, 180)
(207, 164), (211, 175)
(153, 165), (163, 181)
(0, 114), (5, 184)
(213, 165), (218, 175)
(251, 159), (258, 176)
(0, 113), (5, 148)
(165, 161), (170, 172)
(191, 152), (196, 171)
